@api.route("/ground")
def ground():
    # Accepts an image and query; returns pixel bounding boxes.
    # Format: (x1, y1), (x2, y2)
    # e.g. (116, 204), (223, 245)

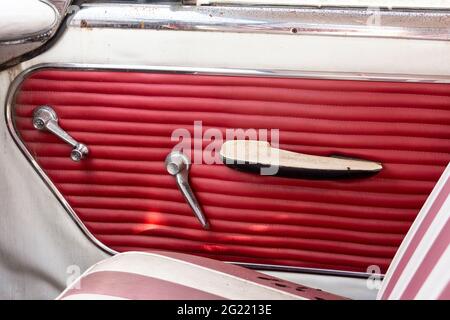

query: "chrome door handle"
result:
(33, 105), (89, 162)
(165, 151), (209, 229)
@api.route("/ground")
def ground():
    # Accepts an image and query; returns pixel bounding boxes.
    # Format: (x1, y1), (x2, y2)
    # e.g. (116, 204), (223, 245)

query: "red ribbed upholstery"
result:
(12, 69), (450, 273)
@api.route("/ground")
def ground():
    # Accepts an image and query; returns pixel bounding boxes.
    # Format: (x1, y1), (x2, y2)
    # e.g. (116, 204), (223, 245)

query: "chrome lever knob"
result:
(33, 105), (89, 162)
(165, 151), (209, 229)
(70, 143), (89, 162)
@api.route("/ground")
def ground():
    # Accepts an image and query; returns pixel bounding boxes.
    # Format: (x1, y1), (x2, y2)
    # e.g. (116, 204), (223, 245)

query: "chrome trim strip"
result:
(194, 0), (450, 10)
(7, 63), (450, 278)
(71, 3), (450, 41)
(233, 262), (384, 279)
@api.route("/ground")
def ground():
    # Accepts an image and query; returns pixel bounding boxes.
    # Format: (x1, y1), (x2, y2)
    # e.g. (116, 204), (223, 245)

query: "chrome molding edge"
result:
(71, 3), (450, 41)
(8, 62), (449, 278)
(5, 64), (117, 258)
(234, 262), (384, 279)
(193, 0), (450, 10)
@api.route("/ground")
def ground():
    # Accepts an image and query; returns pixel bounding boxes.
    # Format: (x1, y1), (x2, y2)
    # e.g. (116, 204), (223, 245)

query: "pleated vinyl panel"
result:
(12, 69), (450, 273)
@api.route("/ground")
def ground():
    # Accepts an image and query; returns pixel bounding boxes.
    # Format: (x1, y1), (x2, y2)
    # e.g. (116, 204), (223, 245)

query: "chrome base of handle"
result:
(32, 105), (58, 130)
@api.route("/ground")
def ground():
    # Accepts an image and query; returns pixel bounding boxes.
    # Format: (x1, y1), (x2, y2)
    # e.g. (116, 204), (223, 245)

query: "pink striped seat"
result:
(59, 165), (450, 300)
(58, 251), (343, 300)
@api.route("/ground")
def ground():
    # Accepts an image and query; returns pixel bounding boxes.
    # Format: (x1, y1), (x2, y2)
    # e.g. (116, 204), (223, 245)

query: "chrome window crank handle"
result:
(33, 105), (89, 162)
(165, 151), (209, 230)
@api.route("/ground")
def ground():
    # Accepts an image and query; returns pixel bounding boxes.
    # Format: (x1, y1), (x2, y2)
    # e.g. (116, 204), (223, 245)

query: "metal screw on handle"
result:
(70, 144), (89, 162)
(165, 151), (209, 229)
(33, 105), (89, 162)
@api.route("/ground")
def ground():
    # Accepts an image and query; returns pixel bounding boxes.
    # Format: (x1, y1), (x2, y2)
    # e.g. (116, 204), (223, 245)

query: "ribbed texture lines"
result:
(13, 69), (450, 273)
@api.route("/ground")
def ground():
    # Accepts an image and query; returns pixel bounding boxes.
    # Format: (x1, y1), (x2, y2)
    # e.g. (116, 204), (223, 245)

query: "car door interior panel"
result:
(9, 66), (450, 276)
